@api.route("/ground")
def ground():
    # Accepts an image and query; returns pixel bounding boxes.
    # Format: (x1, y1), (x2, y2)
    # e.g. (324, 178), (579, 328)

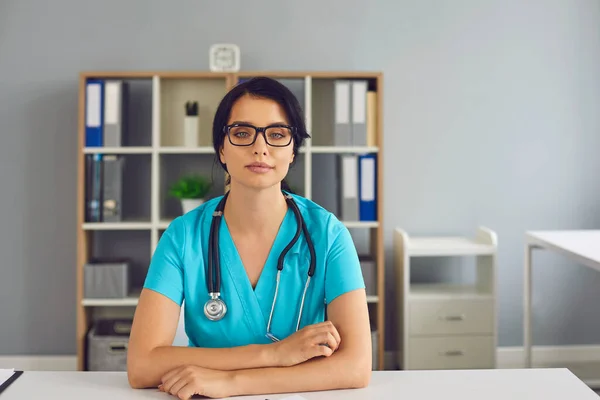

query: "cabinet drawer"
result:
(409, 298), (494, 336)
(408, 335), (494, 370)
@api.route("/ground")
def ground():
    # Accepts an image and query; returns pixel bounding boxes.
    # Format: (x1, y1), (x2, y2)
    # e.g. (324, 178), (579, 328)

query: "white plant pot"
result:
(183, 116), (199, 148)
(181, 198), (205, 214)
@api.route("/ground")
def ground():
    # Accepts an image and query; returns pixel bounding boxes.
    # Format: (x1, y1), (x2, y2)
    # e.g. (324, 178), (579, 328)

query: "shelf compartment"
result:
(159, 77), (228, 147)
(159, 153), (226, 221)
(311, 153), (378, 225)
(90, 231), (151, 292)
(311, 77), (378, 148)
(84, 154), (151, 224)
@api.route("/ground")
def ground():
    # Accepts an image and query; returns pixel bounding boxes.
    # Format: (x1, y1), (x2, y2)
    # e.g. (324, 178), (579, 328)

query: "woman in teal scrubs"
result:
(127, 77), (372, 399)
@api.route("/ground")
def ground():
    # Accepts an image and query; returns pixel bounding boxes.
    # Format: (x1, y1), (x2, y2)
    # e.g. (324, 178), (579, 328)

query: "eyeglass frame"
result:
(223, 123), (296, 147)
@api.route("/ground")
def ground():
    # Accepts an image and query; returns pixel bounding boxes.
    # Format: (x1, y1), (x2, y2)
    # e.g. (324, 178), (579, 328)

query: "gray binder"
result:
(351, 80), (368, 146)
(103, 80), (127, 147)
(102, 155), (124, 222)
(338, 154), (359, 221)
(334, 80), (352, 146)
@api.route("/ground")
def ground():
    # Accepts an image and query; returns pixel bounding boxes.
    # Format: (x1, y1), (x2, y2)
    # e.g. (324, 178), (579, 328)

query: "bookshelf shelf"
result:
(77, 70), (385, 371)
(82, 296), (140, 307)
(82, 221), (152, 230)
(83, 294), (379, 308)
(343, 221), (379, 228)
(158, 146), (215, 154)
(310, 146), (379, 154)
(84, 147), (153, 154)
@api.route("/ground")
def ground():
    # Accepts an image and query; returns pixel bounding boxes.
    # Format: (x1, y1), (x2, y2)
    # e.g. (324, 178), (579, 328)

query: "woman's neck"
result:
(223, 183), (288, 235)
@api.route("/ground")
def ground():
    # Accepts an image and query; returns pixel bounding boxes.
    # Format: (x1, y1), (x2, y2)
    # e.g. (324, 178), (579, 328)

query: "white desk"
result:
(523, 230), (600, 385)
(1, 369), (598, 399)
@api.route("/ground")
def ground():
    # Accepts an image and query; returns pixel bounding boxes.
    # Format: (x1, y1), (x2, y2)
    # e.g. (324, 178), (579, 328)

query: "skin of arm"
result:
(230, 288), (372, 396)
(126, 288), (280, 389)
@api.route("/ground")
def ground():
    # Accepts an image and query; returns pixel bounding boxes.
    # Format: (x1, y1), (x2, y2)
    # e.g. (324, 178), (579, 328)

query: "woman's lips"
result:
(246, 162), (274, 174)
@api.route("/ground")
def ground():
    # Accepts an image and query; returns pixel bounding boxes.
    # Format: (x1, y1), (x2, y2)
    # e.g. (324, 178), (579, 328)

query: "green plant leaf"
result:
(168, 174), (212, 199)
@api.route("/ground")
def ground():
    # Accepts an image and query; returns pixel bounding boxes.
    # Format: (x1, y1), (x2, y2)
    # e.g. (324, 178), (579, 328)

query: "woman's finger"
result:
(175, 382), (198, 400)
(325, 332), (339, 351)
(162, 367), (188, 393)
(329, 324), (341, 347)
(314, 342), (334, 358)
(168, 374), (189, 397)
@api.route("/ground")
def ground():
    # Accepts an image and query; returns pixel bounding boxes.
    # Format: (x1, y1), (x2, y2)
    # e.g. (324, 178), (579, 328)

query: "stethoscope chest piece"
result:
(204, 293), (227, 321)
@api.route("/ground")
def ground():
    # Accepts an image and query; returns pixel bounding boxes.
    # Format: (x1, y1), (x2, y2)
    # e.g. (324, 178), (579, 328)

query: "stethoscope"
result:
(204, 190), (316, 341)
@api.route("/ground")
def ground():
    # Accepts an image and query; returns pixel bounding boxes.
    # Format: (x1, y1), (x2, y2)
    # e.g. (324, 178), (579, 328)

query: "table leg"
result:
(524, 243), (532, 368)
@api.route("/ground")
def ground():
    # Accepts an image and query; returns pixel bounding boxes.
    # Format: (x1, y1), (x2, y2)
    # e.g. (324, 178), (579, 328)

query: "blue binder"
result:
(85, 79), (104, 147)
(358, 153), (377, 221)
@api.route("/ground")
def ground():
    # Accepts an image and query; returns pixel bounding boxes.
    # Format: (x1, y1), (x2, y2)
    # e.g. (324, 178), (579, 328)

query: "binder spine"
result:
(358, 153), (377, 221)
(85, 79), (104, 147)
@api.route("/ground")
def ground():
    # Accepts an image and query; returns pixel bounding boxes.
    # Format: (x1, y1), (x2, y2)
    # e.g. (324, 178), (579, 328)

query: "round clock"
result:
(209, 44), (240, 72)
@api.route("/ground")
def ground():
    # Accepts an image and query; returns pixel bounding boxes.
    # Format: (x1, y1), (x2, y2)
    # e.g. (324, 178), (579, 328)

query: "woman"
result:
(127, 77), (372, 399)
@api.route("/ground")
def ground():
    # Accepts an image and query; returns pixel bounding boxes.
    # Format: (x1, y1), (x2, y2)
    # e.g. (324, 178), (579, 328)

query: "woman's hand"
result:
(159, 365), (236, 399)
(273, 321), (341, 367)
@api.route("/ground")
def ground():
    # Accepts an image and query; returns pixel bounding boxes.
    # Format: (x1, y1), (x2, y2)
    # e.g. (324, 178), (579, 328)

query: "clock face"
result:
(210, 44), (240, 72)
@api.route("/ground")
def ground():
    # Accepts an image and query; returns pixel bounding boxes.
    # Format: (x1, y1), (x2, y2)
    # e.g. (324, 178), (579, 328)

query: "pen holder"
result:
(183, 116), (199, 148)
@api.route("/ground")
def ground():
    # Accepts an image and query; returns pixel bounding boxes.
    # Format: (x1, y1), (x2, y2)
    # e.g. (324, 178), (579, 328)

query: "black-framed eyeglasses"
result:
(223, 123), (295, 147)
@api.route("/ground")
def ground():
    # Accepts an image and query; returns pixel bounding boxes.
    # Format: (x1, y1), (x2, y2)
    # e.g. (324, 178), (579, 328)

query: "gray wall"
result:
(1, 0), (600, 356)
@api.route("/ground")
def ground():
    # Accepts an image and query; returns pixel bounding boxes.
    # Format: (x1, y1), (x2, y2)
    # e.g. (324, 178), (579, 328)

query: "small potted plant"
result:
(169, 174), (212, 214)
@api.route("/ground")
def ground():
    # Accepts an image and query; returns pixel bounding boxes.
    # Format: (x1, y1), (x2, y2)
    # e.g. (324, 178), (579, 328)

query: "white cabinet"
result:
(394, 227), (498, 370)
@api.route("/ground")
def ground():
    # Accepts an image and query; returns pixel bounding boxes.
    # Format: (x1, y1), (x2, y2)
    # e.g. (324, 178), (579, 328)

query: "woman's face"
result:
(219, 94), (295, 191)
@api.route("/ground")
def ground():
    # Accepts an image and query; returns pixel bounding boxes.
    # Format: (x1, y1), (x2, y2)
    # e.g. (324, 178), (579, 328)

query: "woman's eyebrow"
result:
(229, 120), (289, 126)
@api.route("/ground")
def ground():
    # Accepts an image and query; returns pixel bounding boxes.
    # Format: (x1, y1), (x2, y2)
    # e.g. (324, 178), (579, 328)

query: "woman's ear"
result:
(219, 146), (226, 165)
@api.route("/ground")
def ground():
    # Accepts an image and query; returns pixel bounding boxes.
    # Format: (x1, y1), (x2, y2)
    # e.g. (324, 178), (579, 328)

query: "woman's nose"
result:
(253, 132), (269, 154)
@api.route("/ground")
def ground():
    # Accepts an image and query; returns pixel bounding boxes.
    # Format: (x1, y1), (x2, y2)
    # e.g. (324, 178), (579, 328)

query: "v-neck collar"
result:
(219, 206), (302, 338)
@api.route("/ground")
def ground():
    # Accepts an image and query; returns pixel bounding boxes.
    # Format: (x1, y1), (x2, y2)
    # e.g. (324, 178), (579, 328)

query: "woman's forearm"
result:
(127, 343), (277, 388)
(230, 348), (371, 396)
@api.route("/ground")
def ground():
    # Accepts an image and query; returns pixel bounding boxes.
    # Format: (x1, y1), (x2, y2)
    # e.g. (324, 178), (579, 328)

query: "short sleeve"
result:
(143, 217), (186, 306)
(324, 224), (366, 304)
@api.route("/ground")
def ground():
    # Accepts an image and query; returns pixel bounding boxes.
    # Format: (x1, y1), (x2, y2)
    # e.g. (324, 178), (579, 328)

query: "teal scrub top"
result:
(143, 193), (365, 348)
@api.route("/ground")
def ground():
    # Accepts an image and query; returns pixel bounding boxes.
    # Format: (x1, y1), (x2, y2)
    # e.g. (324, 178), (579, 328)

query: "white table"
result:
(1, 369), (598, 399)
(523, 230), (600, 384)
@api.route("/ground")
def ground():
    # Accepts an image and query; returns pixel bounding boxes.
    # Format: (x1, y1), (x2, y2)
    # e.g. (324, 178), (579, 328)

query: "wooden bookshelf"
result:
(76, 70), (385, 371)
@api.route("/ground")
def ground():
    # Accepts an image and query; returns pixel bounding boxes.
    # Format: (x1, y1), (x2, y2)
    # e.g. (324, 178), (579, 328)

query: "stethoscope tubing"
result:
(205, 191), (315, 332)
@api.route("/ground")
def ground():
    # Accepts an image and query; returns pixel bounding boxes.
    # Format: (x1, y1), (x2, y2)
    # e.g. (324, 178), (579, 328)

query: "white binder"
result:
(334, 80), (352, 146)
(103, 80), (126, 147)
(351, 80), (368, 146)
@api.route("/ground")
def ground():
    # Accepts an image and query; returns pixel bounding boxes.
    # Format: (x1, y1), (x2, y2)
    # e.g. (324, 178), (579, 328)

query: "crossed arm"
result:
(127, 287), (372, 397)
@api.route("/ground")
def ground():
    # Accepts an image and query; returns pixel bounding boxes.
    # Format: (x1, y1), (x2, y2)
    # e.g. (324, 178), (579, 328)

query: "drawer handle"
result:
(439, 314), (465, 321)
(440, 350), (464, 357)
(108, 342), (128, 354)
